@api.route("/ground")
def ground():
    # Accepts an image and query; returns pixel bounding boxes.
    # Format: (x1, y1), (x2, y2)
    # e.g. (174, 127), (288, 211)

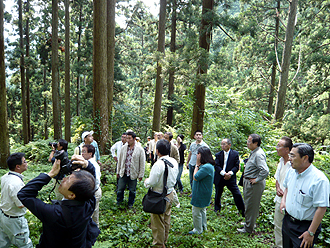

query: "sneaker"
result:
(203, 225), (207, 231)
(237, 227), (249, 233)
(188, 229), (202, 235)
(240, 222), (256, 228)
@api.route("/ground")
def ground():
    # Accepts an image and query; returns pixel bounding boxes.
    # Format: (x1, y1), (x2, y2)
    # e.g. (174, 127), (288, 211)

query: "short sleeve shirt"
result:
(189, 141), (209, 166)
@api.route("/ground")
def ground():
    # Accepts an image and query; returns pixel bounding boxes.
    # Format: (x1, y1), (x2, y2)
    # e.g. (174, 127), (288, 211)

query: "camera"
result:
(53, 150), (81, 176)
(48, 142), (58, 149)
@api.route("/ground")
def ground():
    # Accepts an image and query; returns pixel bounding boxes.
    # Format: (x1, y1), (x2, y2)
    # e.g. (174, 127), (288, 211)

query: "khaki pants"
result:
(150, 191), (174, 247)
(274, 201), (284, 248)
(92, 187), (102, 227)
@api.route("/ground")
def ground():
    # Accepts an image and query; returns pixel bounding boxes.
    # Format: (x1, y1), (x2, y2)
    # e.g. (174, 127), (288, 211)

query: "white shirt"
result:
(220, 149), (233, 176)
(111, 141), (125, 158)
(144, 155), (178, 194)
(274, 157), (291, 203)
(0, 171), (26, 216)
(88, 158), (101, 189)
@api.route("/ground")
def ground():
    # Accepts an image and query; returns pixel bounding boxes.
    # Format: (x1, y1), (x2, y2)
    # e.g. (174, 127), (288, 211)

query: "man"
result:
(82, 144), (102, 227)
(74, 130), (101, 163)
(214, 138), (245, 216)
(0, 153), (33, 248)
(186, 130), (209, 195)
(17, 155), (100, 248)
(175, 134), (186, 193)
(116, 131), (145, 208)
(149, 133), (157, 166)
(146, 136), (151, 163)
(111, 132), (127, 162)
(237, 134), (269, 234)
(274, 136), (292, 248)
(164, 131), (180, 164)
(144, 139), (178, 247)
(280, 143), (329, 248)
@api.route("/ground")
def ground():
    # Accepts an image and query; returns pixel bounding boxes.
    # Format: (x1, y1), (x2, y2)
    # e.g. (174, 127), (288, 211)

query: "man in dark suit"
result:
(214, 138), (245, 216)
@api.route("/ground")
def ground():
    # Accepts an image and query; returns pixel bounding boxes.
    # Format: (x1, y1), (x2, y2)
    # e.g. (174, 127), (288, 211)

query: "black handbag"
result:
(142, 159), (172, 214)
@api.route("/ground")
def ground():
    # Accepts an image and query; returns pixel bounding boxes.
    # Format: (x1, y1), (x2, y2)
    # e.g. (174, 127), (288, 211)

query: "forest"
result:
(0, 0), (330, 247)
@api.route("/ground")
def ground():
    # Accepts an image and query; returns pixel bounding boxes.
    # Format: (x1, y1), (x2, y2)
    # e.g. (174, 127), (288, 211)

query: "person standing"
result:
(116, 131), (145, 208)
(214, 138), (245, 216)
(237, 134), (269, 234)
(74, 130), (101, 164)
(280, 143), (329, 248)
(0, 153), (33, 248)
(149, 133), (157, 166)
(175, 134), (186, 193)
(144, 139), (178, 247)
(186, 130), (209, 197)
(189, 146), (214, 234)
(164, 132), (180, 164)
(111, 132), (127, 163)
(274, 136), (292, 248)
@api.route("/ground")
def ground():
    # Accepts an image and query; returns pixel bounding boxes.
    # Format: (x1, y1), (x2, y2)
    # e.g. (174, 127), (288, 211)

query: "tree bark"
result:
(25, 0), (31, 141)
(52, 0), (61, 139)
(93, 0), (109, 154)
(76, 3), (82, 117)
(268, 0), (280, 115)
(274, 0), (297, 122)
(43, 67), (48, 139)
(190, 0), (213, 138)
(64, 0), (71, 142)
(19, 0), (28, 144)
(166, 0), (177, 126)
(0, 0), (10, 168)
(152, 0), (166, 133)
(107, 0), (115, 144)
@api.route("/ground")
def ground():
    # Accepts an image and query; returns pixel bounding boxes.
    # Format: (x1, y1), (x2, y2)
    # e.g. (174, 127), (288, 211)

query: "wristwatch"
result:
(307, 230), (314, 237)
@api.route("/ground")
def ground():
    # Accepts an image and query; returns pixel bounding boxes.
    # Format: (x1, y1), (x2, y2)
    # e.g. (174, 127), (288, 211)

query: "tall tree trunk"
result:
(152, 0), (166, 133)
(64, 0), (71, 142)
(76, 3), (82, 117)
(19, 0), (28, 144)
(52, 0), (61, 139)
(0, 0), (10, 168)
(190, 0), (213, 138)
(93, 0), (108, 154)
(274, 0), (297, 122)
(25, 0), (31, 141)
(43, 67), (48, 139)
(107, 0), (115, 144)
(166, 0), (177, 126)
(268, 0), (280, 115)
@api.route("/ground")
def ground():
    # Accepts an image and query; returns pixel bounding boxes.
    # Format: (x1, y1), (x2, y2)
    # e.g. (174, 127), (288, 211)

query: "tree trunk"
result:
(190, 0), (213, 138)
(107, 0), (115, 144)
(76, 3), (82, 117)
(268, 0), (280, 115)
(166, 0), (177, 126)
(19, 0), (28, 144)
(52, 0), (61, 139)
(152, 0), (166, 133)
(0, 0), (10, 168)
(93, 0), (108, 154)
(64, 0), (71, 142)
(25, 0), (31, 141)
(43, 67), (48, 139)
(274, 0), (297, 122)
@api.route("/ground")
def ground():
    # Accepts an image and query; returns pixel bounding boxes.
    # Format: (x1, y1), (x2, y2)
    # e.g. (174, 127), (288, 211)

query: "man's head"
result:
(194, 130), (203, 143)
(57, 139), (68, 151)
(156, 139), (170, 157)
(276, 136), (292, 158)
(289, 143), (314, 173)
(7, 152), (28, 173)
(82, 131), (94, 144)
(247, 134), (261, 151)
(82, 144), (95, 160)
(157, 132), (164, 140)
(221, 138), (232, 152)
(164, 132), (173, 141)
(59, 170), (96, 201)
(126, 131), (137, 147)
(147, 136), (151, 141)
(121, 132), (127, 143)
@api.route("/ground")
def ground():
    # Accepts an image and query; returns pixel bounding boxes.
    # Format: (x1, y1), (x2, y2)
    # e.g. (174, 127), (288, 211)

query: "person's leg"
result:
(227, 181), (245, 216)
(176, 164), (184, 192)
(116, 175), (127, 204)
(274, 201), (284, 248)
(92, 187), (102, 227)
(189, 164), (195, 190)
(191, 206), (203, 234)
(282, 215), (293, 248)
(201, 207), (207, 231)
(0, 213), (11, 248)
(127, 178), (138, 207)
(164, 192), (174, 244)
(214, 181), (224, 212)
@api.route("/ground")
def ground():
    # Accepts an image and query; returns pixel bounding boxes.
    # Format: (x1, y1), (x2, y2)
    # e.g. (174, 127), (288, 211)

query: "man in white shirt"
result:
(144, 139), (178, 247)
(82, 144), (102, 227)
(274, 136), (292, 248)
(111, 132), (127, 162)
(0, 153), (33, 248)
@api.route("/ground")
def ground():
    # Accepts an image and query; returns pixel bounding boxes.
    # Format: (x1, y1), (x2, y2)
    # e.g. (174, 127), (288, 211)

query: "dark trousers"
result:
(116, 174), (137, 206)
(282, 214), (321, 248)
(214, 179), (245, 216)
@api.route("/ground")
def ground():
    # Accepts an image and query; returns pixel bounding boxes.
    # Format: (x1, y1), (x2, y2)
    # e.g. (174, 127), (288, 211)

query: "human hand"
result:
(117, 174), (120, 179)
(276, 187), (284, 197)
(298, 231), (314, 248)
(224, 173), (231, 180)
(114, 156), (118, 162)
(249, 178), (257, 184)
(138, 177), (142, 181)
(48, 159), (61, 178)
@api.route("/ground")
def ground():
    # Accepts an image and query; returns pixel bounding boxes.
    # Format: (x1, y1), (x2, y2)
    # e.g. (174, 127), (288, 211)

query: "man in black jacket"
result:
(214, 138), (245, 216)
(17, 155), (100, 248)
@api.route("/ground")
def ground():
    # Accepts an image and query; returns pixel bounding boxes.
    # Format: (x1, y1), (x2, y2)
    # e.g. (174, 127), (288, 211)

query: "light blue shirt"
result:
(283, 164), (330, 221)
(189, 141), (209, 166)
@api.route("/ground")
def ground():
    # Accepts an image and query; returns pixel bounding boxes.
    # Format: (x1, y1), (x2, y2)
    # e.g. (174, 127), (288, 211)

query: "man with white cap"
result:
(74, 130), (101, 164)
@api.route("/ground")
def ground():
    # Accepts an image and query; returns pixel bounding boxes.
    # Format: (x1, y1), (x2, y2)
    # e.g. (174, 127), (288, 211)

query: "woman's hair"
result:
(198, 146), (215, 165)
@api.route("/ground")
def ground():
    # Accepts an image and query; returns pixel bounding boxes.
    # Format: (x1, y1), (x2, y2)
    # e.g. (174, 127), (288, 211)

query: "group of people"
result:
(0, 129), (329, 248)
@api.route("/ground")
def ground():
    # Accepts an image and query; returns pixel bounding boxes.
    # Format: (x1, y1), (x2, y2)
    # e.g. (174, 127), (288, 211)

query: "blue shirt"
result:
(189, 141), (209, 166)
(283, 164), (330, 221)
(191, 163), (214, 208)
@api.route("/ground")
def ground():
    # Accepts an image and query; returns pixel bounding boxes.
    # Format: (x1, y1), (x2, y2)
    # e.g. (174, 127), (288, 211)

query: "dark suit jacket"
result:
(214, 149), (240, 185)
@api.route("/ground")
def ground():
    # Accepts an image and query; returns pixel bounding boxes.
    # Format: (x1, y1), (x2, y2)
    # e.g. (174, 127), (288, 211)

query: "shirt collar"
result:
(8, 171), (24, 180)
(250, 146), (260, 154)
(296, 164), (313, 177)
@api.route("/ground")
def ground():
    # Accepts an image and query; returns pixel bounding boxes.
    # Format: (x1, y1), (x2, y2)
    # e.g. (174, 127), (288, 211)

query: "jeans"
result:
(175, 164), (184, 191)
(189, 164), (195, 190)
(116, 174), (137, 206)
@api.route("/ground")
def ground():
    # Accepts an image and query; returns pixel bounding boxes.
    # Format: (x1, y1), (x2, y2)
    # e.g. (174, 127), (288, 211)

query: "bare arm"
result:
(186, 151), (192, 169)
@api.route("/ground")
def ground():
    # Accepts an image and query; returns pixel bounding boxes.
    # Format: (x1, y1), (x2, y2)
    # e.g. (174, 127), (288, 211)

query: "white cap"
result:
(82, 131), (94, 141)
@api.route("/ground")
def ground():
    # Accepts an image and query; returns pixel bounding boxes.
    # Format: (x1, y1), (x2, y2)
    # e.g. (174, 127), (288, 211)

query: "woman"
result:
(189, 146), (215, 234)
(175, 134), (186, 193)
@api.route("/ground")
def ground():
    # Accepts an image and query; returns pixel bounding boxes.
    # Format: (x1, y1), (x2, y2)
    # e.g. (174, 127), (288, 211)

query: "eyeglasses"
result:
(275, 146), (286, 149)
(23, 160), (28, 164)
(288, 153), (295, 158)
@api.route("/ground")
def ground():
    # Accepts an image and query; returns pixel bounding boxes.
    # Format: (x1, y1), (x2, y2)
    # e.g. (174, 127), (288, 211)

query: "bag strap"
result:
(160, 158), (173, 196)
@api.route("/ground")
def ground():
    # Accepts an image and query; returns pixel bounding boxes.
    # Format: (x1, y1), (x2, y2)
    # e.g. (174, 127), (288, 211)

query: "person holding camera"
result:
(17, 155), (100, 248)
